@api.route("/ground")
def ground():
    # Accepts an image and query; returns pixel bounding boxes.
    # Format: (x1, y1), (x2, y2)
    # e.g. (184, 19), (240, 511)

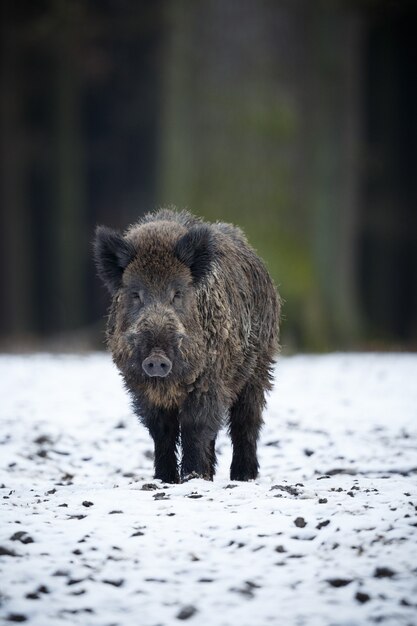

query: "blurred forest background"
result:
(1, 0), (416, 353)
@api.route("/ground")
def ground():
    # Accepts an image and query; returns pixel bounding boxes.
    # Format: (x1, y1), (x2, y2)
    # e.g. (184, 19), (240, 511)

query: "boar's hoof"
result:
(142, 353), (172, 378)
(230, 463), (259, 482)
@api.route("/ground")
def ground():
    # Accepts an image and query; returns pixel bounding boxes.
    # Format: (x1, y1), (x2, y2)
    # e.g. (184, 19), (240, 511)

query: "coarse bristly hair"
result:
(94, 208), (281, 484)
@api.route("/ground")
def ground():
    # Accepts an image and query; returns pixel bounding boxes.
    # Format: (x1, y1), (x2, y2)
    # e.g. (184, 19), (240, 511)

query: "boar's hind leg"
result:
(144, 409), (180, 484)
(229, 381), (265, 481)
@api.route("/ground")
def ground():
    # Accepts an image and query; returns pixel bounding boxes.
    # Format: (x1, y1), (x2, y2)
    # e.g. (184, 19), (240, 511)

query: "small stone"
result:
(271, 485), (299, 496)
(318, 498), (328, 504)
(53, 569), (68, 577)
(176, 605), (197, 620)
(82, 501), (94, 507)
(355, 591), (371, 603)
(34, 435), (53, 445)
(275, 545), (286, 553)
(67, 578), (84, 586)
(153, 492), (169, 500)
(141, 483), (159, 491)
(294, 517), (307, 528)
(374, 567), (396, 578)
(10, 532), (34, 544)
(6, 613), (27, 622)
(326, 578), (353, 587)
(316, 520), (330, 530)
(102, 578), (124, 587)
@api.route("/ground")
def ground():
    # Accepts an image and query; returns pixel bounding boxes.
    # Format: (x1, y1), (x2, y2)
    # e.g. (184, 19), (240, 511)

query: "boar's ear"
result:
(174, 224), (215, 283)
(94, 226), (136, 294)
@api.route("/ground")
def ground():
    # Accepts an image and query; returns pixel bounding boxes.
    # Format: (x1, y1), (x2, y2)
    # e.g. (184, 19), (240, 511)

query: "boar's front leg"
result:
(180, 392), (223, 481)
(142, 408), (180, 484)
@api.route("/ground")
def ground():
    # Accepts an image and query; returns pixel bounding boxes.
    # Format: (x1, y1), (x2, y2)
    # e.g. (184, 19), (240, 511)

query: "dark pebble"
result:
(0, 546), (19, 557)
(102, 578), (124, 587)
(82, 501), (94, 507)
(131, 531), (145, 537)
(153, 493), (169, 500)
(10, 532), (34, 544)
(294, 517), (307, 528)
(68, 515), (86, 520)
(46, 488), (57, 495)
(53, 570), (69, 577)
(108, 510), (123, 514)
(326, 578), (353, 587)
(356, 591), (371, 604)
(316, 520), (330, 530)
(67, 578), (85, 586)
(34, 435), (53, 445)
(271, 485), (299, 497)
(230, 582), (256, 598)
(141, 483), (159, 491)
(374, 567), (396, 578)
(275, 545), (286, 553)
(319, 498), (328, 504)
(176, 605), (198, 620)
(6, 614), (27, 622)
(246, 580), (261, 589)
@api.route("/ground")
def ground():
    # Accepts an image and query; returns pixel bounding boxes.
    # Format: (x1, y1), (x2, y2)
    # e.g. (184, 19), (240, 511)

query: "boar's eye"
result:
(172, 290), (183, 306)
(131, 291), (144, 306)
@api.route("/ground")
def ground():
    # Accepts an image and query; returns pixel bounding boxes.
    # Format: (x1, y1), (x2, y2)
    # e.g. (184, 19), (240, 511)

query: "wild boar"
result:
(94, 209), (280, 483)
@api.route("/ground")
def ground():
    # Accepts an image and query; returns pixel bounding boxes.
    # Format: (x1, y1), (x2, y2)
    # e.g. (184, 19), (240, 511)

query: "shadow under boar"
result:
(94, 209), (280, 483)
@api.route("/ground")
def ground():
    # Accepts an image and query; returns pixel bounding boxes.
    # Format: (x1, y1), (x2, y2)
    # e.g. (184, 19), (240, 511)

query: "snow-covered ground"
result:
(0, 353), (416, 626)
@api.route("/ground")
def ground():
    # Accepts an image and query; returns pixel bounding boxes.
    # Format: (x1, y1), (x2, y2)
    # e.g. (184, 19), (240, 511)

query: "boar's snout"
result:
(142, 352), (172, 378)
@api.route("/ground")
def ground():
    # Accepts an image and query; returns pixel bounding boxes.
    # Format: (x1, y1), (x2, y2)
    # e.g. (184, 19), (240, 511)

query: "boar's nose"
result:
(142, 353), (172, 378)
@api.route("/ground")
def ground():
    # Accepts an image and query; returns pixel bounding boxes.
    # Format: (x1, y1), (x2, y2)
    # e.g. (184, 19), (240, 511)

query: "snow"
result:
(0, 353), (416, 626)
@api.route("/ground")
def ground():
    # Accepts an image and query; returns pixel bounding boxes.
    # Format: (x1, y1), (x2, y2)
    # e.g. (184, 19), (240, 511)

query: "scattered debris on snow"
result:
(0, 353), (416, 625)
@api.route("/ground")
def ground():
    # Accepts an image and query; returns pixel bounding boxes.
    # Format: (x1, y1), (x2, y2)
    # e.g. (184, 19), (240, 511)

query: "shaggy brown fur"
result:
(94, 209), (280, 483)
